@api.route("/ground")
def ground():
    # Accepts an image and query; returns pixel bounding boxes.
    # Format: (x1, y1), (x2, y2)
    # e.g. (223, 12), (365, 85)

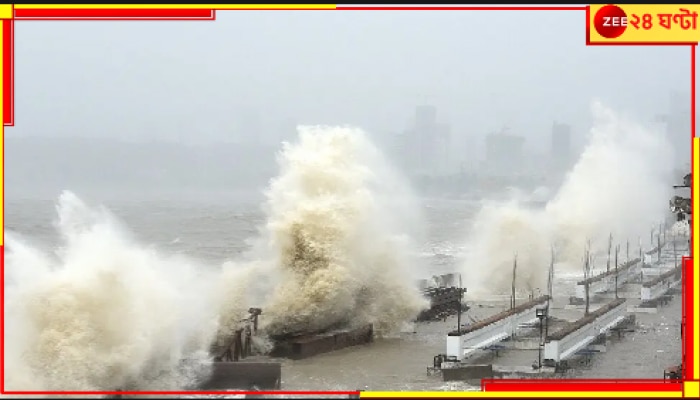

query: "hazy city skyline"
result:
(4, 9), (697, 197)
(6, 11), (695, 145)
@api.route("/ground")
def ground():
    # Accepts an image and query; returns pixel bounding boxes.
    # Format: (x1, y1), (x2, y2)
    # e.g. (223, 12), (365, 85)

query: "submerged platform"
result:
(194, 361), (282, 390)
(441, 364), (494, 381)
(270, 324), (374, 360)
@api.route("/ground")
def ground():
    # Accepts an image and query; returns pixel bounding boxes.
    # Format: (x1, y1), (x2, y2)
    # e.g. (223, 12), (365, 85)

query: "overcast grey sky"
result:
(5, 9), (696, 154)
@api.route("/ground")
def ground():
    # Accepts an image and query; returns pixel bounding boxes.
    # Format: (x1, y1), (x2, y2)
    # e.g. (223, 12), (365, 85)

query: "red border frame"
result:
(3, 18), (12, 126)
(0, 4), (696, 397)
(14, 8), (216, 20)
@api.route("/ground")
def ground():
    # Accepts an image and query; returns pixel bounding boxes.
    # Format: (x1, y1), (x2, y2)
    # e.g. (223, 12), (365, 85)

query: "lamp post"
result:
(536, 306), (547, 369)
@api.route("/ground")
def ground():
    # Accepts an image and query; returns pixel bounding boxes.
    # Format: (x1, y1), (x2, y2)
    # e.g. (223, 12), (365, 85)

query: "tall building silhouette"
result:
(401, 105), (451, 176)
(551, 122), (572, 170)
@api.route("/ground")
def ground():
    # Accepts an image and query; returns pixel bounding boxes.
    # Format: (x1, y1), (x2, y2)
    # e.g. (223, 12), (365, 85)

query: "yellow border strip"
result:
(0, 5), (11, 20)
(686, 381), (699, 398)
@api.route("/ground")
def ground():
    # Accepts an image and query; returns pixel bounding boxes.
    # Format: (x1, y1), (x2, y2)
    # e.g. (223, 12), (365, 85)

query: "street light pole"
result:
(538, 316), (543, 369)
(457, 273), (463, 335)
(536, 306), (546, 369)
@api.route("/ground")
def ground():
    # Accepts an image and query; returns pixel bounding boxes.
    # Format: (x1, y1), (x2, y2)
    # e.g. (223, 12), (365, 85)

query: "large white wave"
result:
(235, 126), (428, 337)
(4, 191), (220, 391)
(5, 126), (432, 391)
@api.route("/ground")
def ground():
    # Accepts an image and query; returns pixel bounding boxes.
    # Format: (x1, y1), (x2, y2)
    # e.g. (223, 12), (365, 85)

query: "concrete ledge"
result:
(544, 299), (628, 365)
(450, 296), (550, 335)
(196, 361), (281, 390)
(628, 306), (659, 314)
(271, 324), (373, 360)
(547, 299), (626, 341)
(446, 297), (550, 360)
(493, 365), (557, 377)
(642, 264), (682, 288)
(442, 364), (493, 381)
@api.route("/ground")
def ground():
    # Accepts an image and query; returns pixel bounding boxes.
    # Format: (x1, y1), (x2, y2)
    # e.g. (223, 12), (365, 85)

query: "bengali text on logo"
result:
(589, 4), (700, 43)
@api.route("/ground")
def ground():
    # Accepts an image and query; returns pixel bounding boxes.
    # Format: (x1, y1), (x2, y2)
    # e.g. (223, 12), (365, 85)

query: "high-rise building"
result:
(551, 122), (572, 170)
(401, 105), (451, 176)
(485, 129), (525, 177)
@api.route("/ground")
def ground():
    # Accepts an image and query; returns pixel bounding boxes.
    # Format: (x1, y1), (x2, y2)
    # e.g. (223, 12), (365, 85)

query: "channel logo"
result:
(589, 4), (699, 44)
(593, 4), (628, 39)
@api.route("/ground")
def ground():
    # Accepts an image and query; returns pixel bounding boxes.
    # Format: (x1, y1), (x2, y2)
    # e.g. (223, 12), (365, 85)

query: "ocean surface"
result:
(4, 193), (684, 392)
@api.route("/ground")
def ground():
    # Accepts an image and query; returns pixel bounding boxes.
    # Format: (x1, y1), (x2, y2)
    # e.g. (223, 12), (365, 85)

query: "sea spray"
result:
(249, 125), (428, 337)
(463, 202), (551, 298)
(210, 259), (276, 356)
(463, 101), (675, 295)
(547, 101), (674, 262)
(4, 191), (219, 391)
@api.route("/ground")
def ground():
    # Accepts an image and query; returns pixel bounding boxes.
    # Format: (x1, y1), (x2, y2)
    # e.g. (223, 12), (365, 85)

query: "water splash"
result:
(240, 126), (429, 337)
(463, 101), (675, 296)
(4, 191), (220, 391)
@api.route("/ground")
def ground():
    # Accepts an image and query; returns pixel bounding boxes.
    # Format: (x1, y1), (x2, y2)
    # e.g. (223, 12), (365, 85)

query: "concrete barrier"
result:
(445, 296), (549, 360)
(641, 264), (682, 304)
(442, 364), (493, 381)
(544, 299), (627, 365)
(196, 361), (282, 390)
(271, 324), (373, 360)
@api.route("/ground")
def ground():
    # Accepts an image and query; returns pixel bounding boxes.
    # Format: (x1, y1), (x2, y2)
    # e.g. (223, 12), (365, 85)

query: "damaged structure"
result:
(198, 308), (282, 390)
(416, 273), (468, 322)
(196, 293), (380, 388)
